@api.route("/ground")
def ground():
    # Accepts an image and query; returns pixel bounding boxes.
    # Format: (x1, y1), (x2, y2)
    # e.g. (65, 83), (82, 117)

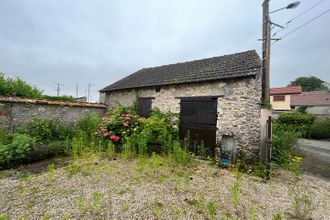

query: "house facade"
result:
(99, 50), (263, 159)
(291, 91), (330, 118)
(270, 86), (302, 111)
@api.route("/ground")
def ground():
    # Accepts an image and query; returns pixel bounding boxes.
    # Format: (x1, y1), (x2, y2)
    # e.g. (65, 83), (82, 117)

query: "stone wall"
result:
(100, 73), (262, 158)
(0, 97), (106, 132)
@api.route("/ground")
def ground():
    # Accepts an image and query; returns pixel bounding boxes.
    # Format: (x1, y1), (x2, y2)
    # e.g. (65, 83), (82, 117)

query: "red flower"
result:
(102, 128), (108, 132)
(123, 123), (129, 127)
(121, 114), (126, 117)
(103, 132), (109, 137)
(110, 135), (120, 142)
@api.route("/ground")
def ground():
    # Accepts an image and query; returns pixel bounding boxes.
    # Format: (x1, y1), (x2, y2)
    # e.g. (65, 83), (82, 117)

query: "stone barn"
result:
(99, 50), (263, 159)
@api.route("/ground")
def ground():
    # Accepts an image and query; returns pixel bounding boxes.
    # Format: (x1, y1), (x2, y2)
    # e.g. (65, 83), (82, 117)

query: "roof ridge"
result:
(100, 49), (261, 92)
(141, 50), (257, 70)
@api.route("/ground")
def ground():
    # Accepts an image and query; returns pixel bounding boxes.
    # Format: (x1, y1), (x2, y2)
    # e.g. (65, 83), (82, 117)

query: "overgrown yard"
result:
(0, 156), (329, 219)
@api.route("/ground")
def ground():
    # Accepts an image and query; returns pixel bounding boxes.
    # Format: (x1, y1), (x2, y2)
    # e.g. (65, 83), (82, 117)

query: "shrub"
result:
(0, 129), (11, 145)
(309, 120), (330, 139)
(42, 95), (76, 102)
(272, 121), (297, 168)
(26, 140), (71, 162)
(0, 133), (36, 166)
(23, 119), (73, 143)
(76, 114), (100, 141)
(95, 110), (141, 144)
(278, 111), (315, 125)
(0, 73), (43, 99)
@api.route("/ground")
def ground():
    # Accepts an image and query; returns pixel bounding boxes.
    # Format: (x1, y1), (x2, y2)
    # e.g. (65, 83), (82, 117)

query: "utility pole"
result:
(261, 0), (300, 105)
(76, 83), (79, 98)
(262, 0), (271, 104)
(53, 83), (63, 97)
(87, 83), (91, 102)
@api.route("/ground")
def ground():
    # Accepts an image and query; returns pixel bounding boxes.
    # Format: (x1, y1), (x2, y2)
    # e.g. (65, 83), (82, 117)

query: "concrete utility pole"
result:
(261, 0), (300, 105)
(76, 83), (79, 98)
(262, 0), (271, 104)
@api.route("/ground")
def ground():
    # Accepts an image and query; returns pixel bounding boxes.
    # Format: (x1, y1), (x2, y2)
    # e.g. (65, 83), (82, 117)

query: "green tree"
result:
(289, 76), (327, 92)
(0, 73), (43, 98)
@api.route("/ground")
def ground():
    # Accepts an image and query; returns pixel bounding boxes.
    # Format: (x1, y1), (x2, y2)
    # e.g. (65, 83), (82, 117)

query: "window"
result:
(273, 95), (285, 101)
(137, 98), (152, 118)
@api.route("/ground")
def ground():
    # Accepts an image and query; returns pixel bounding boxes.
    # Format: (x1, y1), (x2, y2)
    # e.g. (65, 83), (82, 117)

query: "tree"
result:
(289, 76), (327, 92)
(0, 73), (43, 99)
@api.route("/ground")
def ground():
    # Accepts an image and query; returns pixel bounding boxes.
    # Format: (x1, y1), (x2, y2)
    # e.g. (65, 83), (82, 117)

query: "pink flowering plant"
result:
(94, 110), (142, 144)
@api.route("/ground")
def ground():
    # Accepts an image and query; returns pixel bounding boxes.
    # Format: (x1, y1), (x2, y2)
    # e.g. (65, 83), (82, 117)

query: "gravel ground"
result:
(0, 156), (329, 219)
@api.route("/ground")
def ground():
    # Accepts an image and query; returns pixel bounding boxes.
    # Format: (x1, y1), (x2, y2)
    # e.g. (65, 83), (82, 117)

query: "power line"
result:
(272, 0), (328, 37)
(278, 9), (330, 40)
(288, 0), (327, 24)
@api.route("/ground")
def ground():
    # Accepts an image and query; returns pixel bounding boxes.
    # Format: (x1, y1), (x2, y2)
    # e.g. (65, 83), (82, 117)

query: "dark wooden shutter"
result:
(138, 98), (152, 118)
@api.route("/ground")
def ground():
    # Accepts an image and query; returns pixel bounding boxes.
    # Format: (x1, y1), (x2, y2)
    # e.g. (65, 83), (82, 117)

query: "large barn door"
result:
(179, 97), (217, 155)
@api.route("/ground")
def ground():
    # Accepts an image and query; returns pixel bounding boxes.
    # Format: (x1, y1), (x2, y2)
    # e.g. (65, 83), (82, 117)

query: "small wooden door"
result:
(138, 98), (152, 118)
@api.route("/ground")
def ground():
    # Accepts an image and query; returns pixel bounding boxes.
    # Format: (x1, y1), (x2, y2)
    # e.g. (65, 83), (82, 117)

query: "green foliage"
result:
(76, 114), (101, 142)
(23, 119), (73, 143)
(0, 133), (36, 166)
(278, 111), (315, 125)
(289, 76), (327, 92)
(95, 110), (141, 144)
(290, 185), (316, 219)
(277, 111), (315, 138)
(27, 140), (71, 162)
(231, 172), (243, 208)
(309, 120), (330, 139)
(272, 121), (297, 167)
(0, 129), (11, 145)
(42, 95), (76, 102)
(248, 206), (256, 220)
(0, 73), (43, 99)
(272, 213), (282, 220)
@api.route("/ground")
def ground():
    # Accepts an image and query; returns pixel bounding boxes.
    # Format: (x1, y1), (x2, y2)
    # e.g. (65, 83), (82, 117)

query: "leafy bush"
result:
(0, 73), (43, 99)
(0, 133), (36, 166)
(26, 140), (71, 162)
(276, 111), (315, 138)
(42, 95), (76, 102)
(278, 111), (315, 125)
(271, 121), (298, 168)
(76, 114), (100, 141)
(0, 129), (11, 145)
(23, 119), (73, 143)
(95, 110), (141, 144)
(309, 120), (330, 139)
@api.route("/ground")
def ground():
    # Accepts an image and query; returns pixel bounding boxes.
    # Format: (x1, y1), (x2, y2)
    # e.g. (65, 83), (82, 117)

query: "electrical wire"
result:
(278, 9), (330, 40)
(272, 0), (328, 37)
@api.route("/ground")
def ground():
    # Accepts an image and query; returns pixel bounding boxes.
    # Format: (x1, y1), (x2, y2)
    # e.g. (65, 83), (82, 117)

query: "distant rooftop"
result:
(270, 86), (302, 95)
(100, 50), (261, 92)
(291, 91), (330, 106)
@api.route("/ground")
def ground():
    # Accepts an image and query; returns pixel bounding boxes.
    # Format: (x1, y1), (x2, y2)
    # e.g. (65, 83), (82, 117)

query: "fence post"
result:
(266, 115), (272, 180)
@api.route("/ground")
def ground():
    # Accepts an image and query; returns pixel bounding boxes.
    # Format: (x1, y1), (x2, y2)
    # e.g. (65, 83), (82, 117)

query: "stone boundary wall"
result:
(100, 74), (262, 158)
(0, 97), (106, 132)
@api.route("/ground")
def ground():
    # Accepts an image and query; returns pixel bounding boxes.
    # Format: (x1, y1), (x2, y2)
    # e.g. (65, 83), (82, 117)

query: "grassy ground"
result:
(0, 155), (329, 219)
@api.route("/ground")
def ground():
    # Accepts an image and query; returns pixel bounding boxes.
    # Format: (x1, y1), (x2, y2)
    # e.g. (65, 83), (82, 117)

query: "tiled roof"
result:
(291, 91), (330, 106)
(270, 86), (302, 95)
(0, 96), (106, 108)
(100, 50), (261, 92)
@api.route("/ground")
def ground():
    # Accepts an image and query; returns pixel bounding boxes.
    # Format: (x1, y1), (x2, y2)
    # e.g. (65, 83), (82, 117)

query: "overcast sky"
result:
(1, 0), (329, 102)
